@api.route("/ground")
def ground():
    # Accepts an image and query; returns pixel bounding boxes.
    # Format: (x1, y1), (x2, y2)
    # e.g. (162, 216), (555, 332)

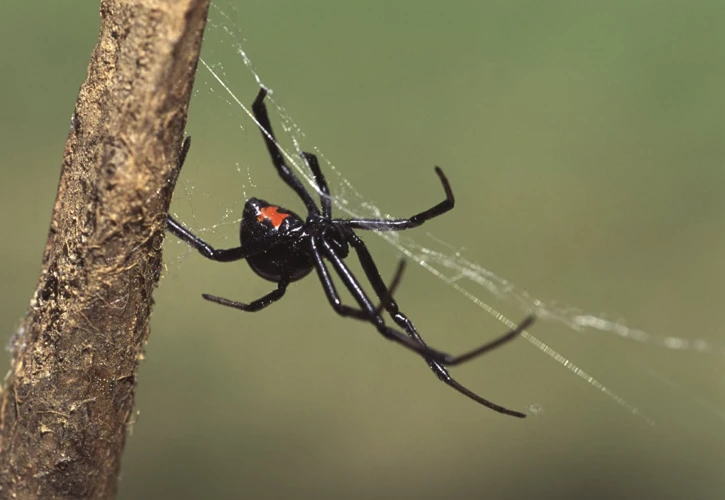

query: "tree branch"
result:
(0, 0), (211, 498)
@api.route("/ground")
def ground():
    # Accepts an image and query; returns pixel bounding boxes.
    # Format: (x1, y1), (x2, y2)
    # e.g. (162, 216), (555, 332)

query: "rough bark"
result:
(0, 0), (211, 498)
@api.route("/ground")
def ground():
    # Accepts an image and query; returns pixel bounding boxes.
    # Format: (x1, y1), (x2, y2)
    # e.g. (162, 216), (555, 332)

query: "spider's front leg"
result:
(344, 166), (455, 231)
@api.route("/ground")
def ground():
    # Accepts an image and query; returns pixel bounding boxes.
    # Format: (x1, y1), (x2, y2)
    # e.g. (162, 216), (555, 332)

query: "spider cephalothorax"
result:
(167, 88), (534, 417)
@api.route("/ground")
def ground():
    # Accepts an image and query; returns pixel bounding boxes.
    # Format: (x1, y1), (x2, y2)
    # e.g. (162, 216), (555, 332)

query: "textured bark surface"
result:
(0, 0), (210, 498)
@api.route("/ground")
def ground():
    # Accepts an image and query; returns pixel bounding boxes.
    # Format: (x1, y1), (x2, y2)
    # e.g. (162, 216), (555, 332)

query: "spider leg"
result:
(252, 89), (320, 216)
(166, 216), (249, 262)
(302, 152), (331, 218)
(202, 279), (289, 312)
(169, 135), (192, 184)
(313, 237), (483, 361)
(345, 232), (530, 417)
(344, 166), (454, 231)
(309, 238), (385, 321)
(373, 258), (406, 316)
(167, 137), (248, 261)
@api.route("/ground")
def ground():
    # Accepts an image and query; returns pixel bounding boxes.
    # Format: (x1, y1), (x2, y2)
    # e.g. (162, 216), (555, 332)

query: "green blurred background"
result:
(2, 1), (724, 499)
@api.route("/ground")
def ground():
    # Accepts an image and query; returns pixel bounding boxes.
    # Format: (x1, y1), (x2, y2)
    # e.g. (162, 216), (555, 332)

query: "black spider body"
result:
(167, 88), (534, 417)
(241, 198), (314, 282)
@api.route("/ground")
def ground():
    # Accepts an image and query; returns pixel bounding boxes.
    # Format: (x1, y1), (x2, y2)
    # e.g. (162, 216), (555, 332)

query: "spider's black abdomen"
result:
(241, 197), (312, 282)
(246, 242), (313, 282)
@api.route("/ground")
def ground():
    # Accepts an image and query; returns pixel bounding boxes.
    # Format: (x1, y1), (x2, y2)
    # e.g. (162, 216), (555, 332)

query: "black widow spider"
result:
(167, 88), (535, 417)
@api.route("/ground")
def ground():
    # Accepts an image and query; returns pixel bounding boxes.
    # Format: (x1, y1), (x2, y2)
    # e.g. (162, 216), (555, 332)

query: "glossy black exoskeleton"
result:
(166, 88), (535, 417)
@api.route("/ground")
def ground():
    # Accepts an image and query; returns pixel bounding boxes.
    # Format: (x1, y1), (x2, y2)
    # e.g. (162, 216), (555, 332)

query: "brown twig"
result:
(0, 0), (211, 498)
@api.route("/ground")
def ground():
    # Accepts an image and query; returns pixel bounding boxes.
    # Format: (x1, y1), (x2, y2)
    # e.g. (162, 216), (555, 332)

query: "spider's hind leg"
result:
(166, 137), (250, 263)
(202, 279), (289, 312)
(166, 217), (248, 262)
(346, 231), (531, 418)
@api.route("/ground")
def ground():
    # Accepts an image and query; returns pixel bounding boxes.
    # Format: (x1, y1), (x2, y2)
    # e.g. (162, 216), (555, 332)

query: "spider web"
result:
(168, 2), (725, 431)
